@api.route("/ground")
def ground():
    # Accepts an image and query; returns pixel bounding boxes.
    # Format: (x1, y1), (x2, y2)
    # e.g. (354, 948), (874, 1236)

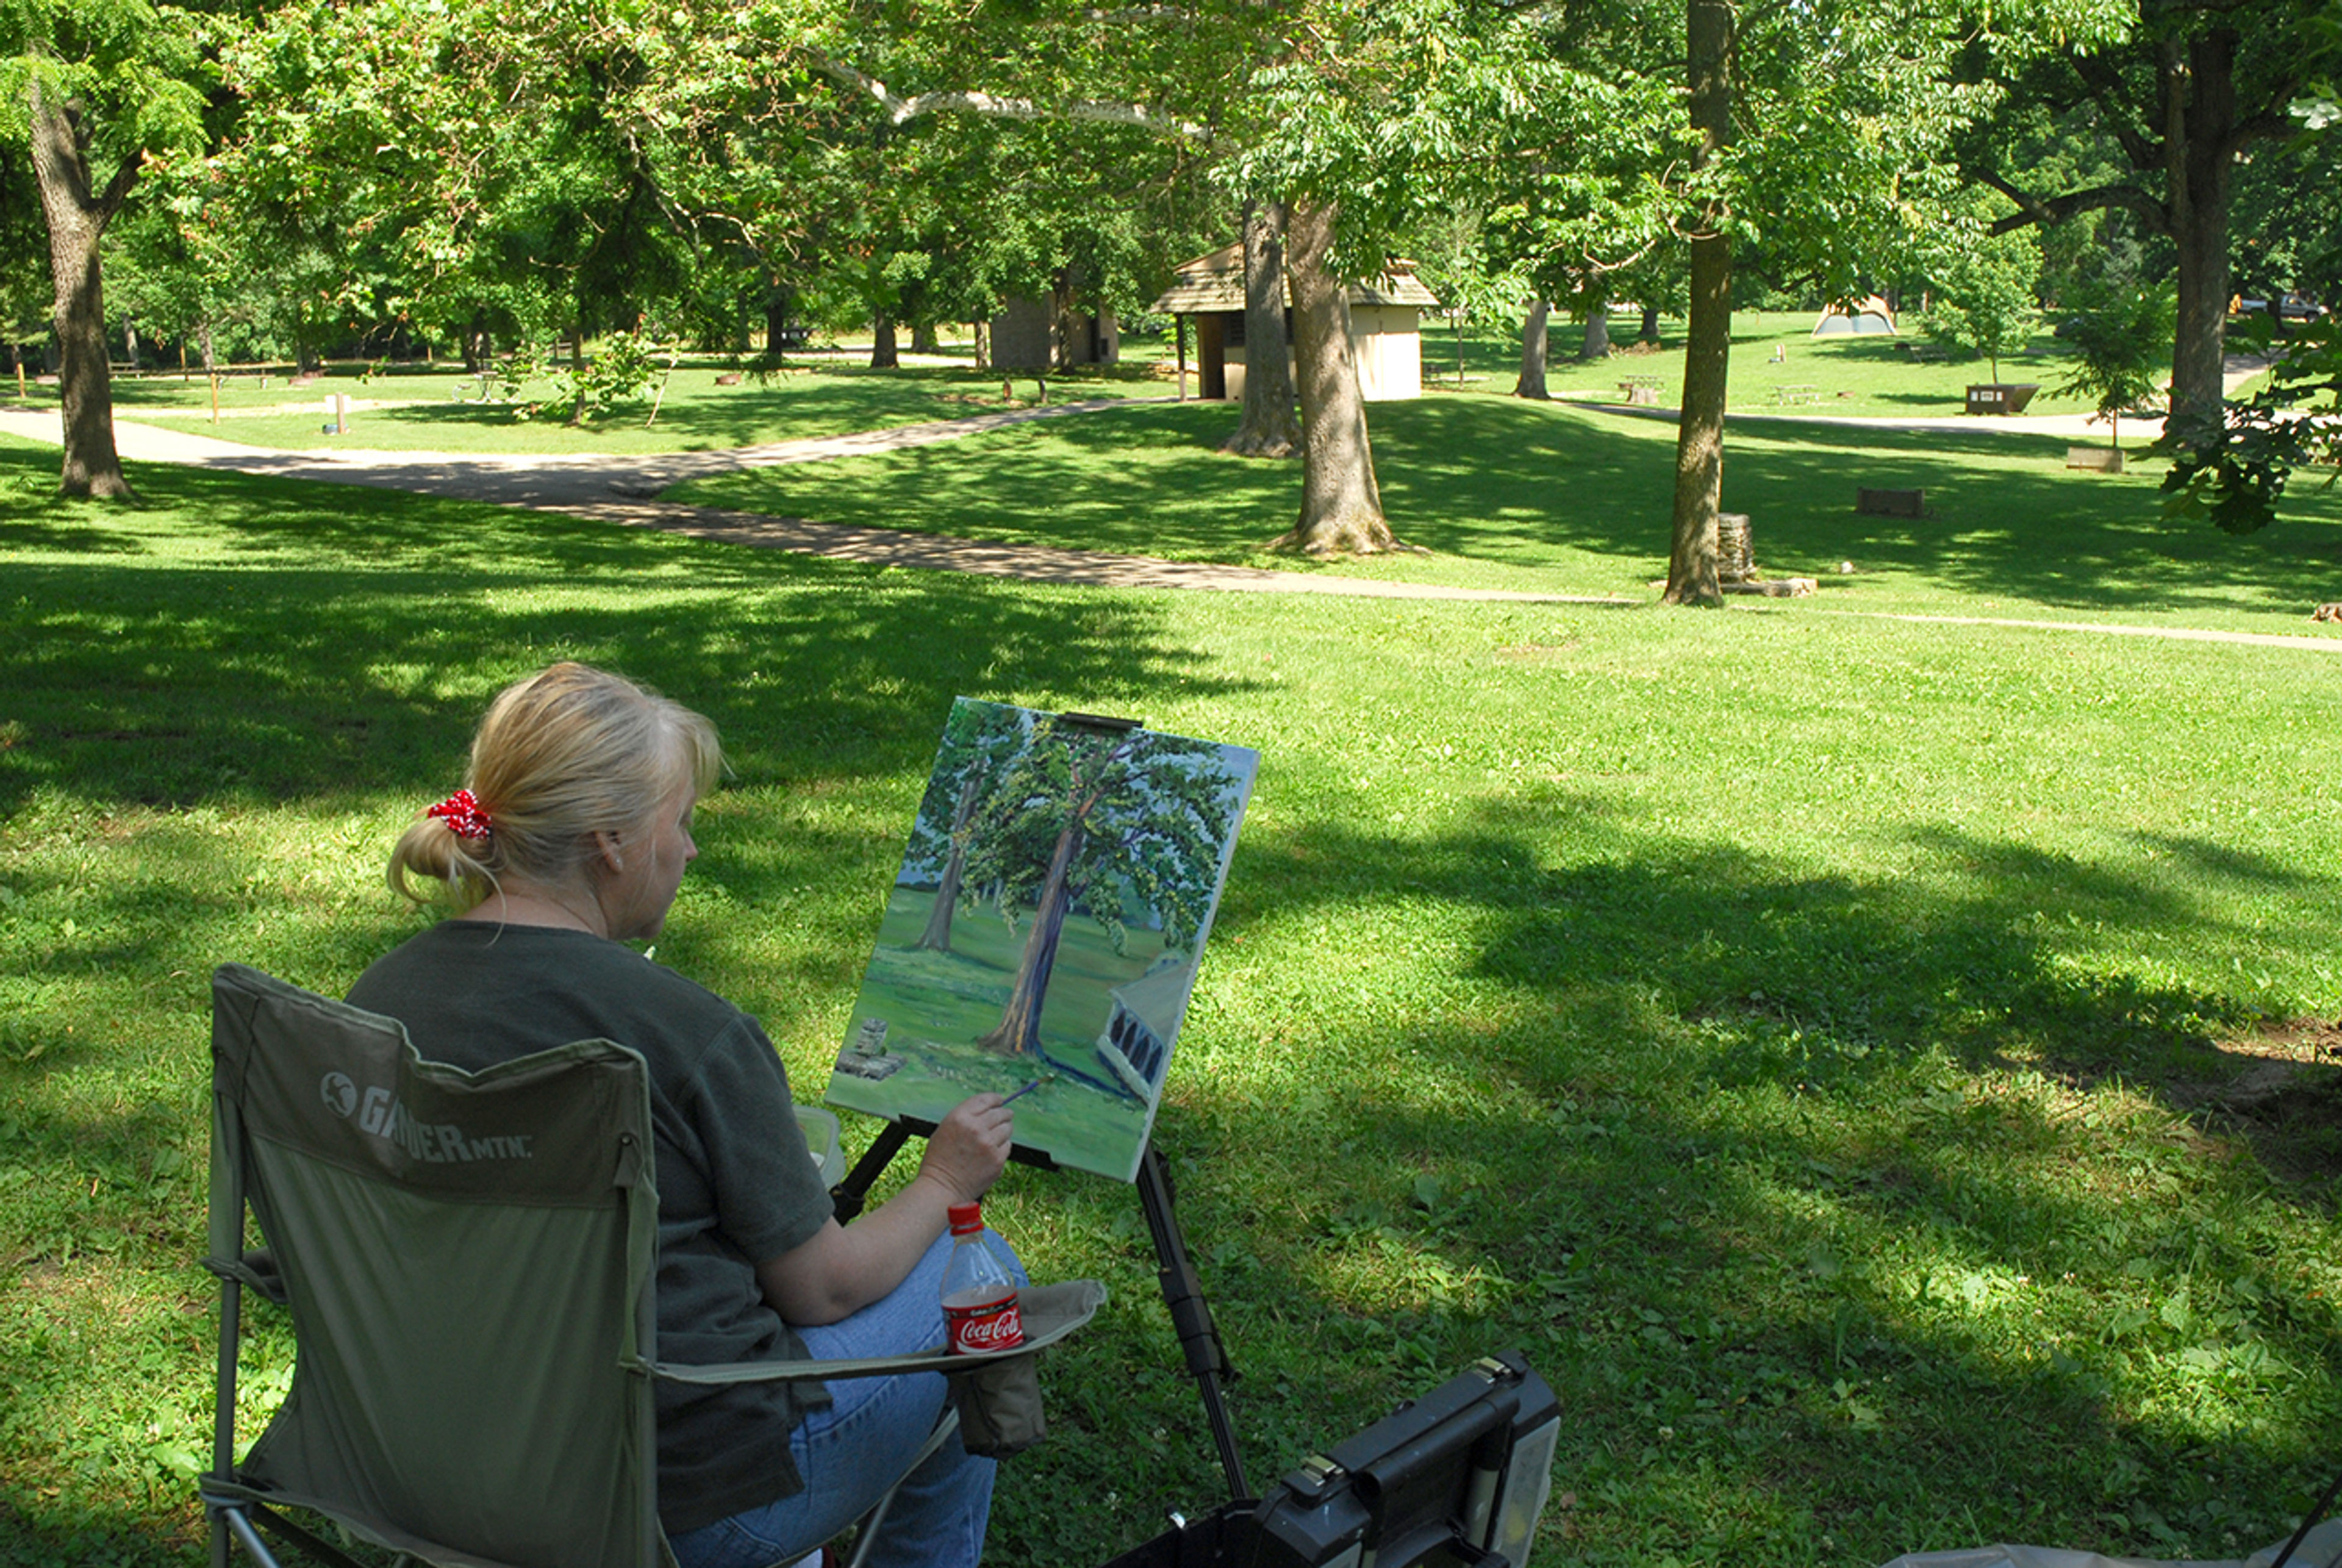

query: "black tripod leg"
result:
(830, 1121), (914, 1223)
(1138, 1144), (1250, 1500)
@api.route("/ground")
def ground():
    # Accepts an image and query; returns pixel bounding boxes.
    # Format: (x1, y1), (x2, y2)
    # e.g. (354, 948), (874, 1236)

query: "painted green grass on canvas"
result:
(2, 435), (2341, 1566)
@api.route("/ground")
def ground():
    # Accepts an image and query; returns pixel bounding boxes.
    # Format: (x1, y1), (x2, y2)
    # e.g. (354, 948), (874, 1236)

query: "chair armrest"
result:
(643, 1280), (1105, 1388)
(202, 1248), (288, 1306)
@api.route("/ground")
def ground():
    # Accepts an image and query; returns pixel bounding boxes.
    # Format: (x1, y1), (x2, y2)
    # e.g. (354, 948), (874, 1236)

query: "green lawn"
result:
(7, 353), (1176, 456)
(2, 416), (2340, 1567)
(1411, 313), (2110, 419)
(674, 392), (2342, 628)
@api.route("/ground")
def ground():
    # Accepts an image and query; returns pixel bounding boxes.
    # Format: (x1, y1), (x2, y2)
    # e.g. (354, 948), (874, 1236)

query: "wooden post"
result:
(1176, 315), (1188, 402)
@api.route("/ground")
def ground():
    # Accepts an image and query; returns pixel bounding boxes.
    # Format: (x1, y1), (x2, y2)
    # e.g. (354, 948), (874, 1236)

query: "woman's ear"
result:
(595, 828), (625, 873)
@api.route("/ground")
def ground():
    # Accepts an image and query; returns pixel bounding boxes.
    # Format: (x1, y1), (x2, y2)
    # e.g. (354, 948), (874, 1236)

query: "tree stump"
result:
(1717, 512), (1753, 583)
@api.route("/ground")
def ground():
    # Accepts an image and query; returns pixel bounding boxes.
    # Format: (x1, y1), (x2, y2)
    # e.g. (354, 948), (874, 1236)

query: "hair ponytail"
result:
(386, 662), (721, 911)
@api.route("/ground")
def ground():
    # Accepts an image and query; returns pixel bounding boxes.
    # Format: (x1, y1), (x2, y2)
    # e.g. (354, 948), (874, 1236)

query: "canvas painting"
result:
(826, 700), (1259, 1182)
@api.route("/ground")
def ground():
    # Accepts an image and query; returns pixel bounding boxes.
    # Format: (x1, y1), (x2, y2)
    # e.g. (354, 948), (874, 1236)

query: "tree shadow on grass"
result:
(1167, 794), (2339, 1559)
(1366, 399), (2342, 613)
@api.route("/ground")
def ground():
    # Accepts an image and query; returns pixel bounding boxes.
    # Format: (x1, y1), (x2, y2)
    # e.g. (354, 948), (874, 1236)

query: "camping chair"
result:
(201, 963), (1099, 1568)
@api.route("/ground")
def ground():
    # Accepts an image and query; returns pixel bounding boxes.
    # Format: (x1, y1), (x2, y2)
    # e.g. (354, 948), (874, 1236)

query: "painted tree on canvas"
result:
(906, 701), (1029, 954)
(969, 720), (1235, 1059)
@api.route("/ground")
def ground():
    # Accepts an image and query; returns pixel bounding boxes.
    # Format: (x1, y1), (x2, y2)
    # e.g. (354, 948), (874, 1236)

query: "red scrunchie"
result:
(426, 789), (493, 842)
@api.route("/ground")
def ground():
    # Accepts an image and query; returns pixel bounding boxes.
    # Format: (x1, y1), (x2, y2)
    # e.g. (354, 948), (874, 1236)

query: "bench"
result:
(1774, 384), (1824, 406)
(1903, 343), (1948, 363)
(1618, 374), (1663, 406)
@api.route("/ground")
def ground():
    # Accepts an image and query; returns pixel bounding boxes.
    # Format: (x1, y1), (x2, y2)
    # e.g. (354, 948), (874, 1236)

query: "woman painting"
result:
(348, 662), (1015, 1568)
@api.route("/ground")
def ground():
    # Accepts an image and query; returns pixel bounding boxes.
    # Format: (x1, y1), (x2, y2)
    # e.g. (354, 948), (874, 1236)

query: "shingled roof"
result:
(1150, 243), (1440, 314)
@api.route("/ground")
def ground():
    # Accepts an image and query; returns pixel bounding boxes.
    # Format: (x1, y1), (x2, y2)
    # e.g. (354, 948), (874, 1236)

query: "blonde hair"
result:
(389, 662), (722, 911)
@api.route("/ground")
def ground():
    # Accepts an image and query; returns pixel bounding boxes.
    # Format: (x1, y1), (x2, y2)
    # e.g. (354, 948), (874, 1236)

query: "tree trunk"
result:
(2165, 29), (2240, 440)
(764, 285), (793, 355)
(565, 324), (590, 425)
(972, 319), (989, 370)
(199, 321), (216, 376)
(1641, 304), (1661, 342)
(916, 770), (987, 953)
(1221, 199), (1302, 457)
(1516, 301), (1551, 398)
(977, 821), (1084, 1058)
(293, 302), (322, 375)
(1275, 198), (1399, 555)
(870, 311), (898, 368)
(1583, 288), (1613, 360)
(1665, 0), (1735, 609)
(910, 321), (939, 354)
(27, 85), (135, 501)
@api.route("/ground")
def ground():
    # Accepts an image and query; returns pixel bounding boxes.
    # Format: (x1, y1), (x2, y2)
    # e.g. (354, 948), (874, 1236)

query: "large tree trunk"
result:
(1516, 301), (1551, 397)
(2165, 29), (2240, 439)
(910, 321), (939, 354)
(1223, 199), (1302, 456)
(1665, 0), (1735, 608)
(977, 822), (1084, 1058)
(1275, 198), (1398, 555)
(870, 311), (898, 368)
(28, 86), (135, 501)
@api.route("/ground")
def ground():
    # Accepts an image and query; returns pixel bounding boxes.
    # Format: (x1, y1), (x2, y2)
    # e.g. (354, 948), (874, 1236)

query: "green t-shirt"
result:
(348, 920), (834, 1534)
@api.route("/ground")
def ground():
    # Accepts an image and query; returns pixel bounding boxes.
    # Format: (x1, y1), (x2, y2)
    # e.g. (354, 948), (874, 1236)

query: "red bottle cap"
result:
(948, 1202), (983, 1234)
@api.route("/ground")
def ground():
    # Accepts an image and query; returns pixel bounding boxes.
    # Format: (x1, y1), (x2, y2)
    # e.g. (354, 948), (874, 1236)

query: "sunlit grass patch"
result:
(5, 431), (2342, 1564)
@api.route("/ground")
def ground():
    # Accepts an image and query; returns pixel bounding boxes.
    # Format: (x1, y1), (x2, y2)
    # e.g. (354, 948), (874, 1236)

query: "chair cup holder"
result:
(948, 1353), (1047, 1458)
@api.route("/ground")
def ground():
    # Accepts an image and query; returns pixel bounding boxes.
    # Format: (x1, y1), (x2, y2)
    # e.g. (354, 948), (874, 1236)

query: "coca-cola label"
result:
(944, 1291), (1025, 1354)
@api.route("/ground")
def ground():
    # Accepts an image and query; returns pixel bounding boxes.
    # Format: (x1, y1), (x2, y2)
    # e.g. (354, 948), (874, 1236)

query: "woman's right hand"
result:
(916, 1093), (1014, 1203)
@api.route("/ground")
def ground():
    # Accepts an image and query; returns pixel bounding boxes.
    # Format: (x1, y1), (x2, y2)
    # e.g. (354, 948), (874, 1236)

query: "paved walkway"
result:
(0, 399), (1613, 604)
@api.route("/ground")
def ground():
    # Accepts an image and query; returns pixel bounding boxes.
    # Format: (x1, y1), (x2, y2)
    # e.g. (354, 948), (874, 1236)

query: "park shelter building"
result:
(1093, 958), (1195, 1100)
(990, 295), (1120, 370)
(1812, 296), (1897, 335)
(1150, 244), (1440, 402)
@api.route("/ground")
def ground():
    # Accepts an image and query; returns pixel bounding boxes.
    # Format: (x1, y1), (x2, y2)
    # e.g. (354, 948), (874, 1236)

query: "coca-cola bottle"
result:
(940, 1201), (1024, 1355)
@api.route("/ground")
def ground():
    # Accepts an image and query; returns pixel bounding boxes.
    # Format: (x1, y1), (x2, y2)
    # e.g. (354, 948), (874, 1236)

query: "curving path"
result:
(0, 398), (1612, 604)
(5, 357), (2337, 649)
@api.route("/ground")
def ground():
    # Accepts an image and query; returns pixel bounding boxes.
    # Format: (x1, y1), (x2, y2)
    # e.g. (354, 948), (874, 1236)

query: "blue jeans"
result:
(667, 1231), (1021, 1568)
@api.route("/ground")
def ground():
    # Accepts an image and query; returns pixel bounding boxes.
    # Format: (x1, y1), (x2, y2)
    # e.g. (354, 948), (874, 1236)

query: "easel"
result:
(826, 706), (1252, 1502)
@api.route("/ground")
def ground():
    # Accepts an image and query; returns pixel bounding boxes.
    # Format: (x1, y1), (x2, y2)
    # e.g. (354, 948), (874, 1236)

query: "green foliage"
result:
(2161, 310), (2342, 534)
(2052, 279), (2173, 442)
(0, 0), (209, 163)
(1922, 226), (2044, 382)
(529, 331), (665, 424)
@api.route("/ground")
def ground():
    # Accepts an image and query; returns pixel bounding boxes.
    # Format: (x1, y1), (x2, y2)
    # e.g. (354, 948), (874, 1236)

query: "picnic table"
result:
(1774, 384), (1824, 406)
(1618, 374), (1663, 406)
(1903, 343), (1948, 363)
(1964, 382), (2040, 415)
